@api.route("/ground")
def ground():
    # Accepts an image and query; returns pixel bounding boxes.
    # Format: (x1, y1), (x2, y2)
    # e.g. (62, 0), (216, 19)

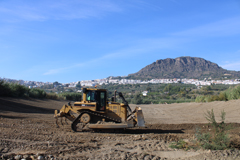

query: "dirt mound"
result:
(1, 97), (240, 159)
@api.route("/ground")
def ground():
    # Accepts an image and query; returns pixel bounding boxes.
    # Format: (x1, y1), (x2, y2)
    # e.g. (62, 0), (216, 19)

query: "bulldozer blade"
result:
(136, 107), (145, 127)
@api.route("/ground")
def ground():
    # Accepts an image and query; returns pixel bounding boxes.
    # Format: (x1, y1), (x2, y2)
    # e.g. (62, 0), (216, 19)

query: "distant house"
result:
(68, 84), (76, 87)
(142, 91), (148, 96)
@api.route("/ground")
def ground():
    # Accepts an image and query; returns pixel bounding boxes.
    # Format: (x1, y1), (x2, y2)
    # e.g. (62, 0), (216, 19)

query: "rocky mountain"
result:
(127, 57), (240, 79)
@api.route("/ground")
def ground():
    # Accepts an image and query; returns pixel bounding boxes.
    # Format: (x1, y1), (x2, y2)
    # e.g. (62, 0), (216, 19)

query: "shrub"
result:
(142, 99), (152, 104)
(218, 92), (227, 101)
(195, 94), (227, 103)
(169, 139), (190, 150)
(170, 110), (231, 150)
(46, 93), (58, 100)
(0, 80), (11, 96)
(29, 88), (46, 98)
(8, 83), (29, 97)
(170, 109), (232, 150)
(0, 80), (47, 99)
(224, 85), (240, 100)
(158, 99), (193, 104)
(58, 92), (82, 101)
(195, 95), (205, 102)
(195, 109), (231, 150)
(131, 94), (143, 104)
(210, 95), (220, 101)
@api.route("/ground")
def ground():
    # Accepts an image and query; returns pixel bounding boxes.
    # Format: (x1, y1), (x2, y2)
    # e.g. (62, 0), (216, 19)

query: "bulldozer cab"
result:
(83, 88), (106, 111)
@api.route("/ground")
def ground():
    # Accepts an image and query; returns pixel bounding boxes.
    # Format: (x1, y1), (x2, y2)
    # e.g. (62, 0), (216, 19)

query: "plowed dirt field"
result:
(1, 97), (240, 160)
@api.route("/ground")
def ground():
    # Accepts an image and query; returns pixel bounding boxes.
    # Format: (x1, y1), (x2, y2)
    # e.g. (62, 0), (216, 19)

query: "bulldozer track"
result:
(71, 110), (122, 132)
(82, 110), (122, 123)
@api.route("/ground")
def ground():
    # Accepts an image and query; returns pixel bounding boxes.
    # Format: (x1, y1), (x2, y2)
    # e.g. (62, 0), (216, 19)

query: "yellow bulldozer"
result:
(54, 88), (145, 132)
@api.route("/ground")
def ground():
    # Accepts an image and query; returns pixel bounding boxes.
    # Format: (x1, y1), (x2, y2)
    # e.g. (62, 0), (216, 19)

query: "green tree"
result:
(10, 83), (29, 97)
(146, 86), (152, 92)
(29, 88), (46, 98)
(53, 81), (61, 87)
(163, 84), (172, 93)
(132, 94), (143, 104)
(172, 86), (180, 93)
(76, 82), (81, 89)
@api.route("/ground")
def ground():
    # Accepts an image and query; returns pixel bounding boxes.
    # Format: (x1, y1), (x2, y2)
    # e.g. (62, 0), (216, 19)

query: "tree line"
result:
(0, 80), (81, 101)
(101, 83), (240, 104)
(1, 80), (240, 104)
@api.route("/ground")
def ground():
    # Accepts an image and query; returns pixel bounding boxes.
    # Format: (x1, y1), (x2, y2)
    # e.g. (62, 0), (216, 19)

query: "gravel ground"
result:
(1, 97), (240, 160)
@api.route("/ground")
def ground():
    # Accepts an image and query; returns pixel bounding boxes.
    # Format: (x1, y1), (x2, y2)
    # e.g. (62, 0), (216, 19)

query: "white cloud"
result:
(219, 49), (240, 71)
(221, 62), (240, 71)
(42, 36), (188, 75)
(43, 69), (63, 75)
(172, 16), (240, 37)
(43, 64), (81, 75)
(0, 0), (121, 22)
(43, 50), (137, 75)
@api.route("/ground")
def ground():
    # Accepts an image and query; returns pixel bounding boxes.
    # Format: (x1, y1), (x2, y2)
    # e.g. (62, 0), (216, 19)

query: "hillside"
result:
(127, 56), (240, 79)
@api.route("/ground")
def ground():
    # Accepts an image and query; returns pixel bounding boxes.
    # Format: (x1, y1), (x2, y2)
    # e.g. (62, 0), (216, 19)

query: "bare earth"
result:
(1, 97), (240, 160)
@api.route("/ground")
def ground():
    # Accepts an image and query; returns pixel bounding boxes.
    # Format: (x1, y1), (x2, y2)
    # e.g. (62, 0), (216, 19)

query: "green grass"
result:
(169, 139), (191, 150)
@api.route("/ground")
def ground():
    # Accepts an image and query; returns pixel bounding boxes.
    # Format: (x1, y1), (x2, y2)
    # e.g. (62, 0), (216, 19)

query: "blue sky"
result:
(0, 0), (240, 83)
